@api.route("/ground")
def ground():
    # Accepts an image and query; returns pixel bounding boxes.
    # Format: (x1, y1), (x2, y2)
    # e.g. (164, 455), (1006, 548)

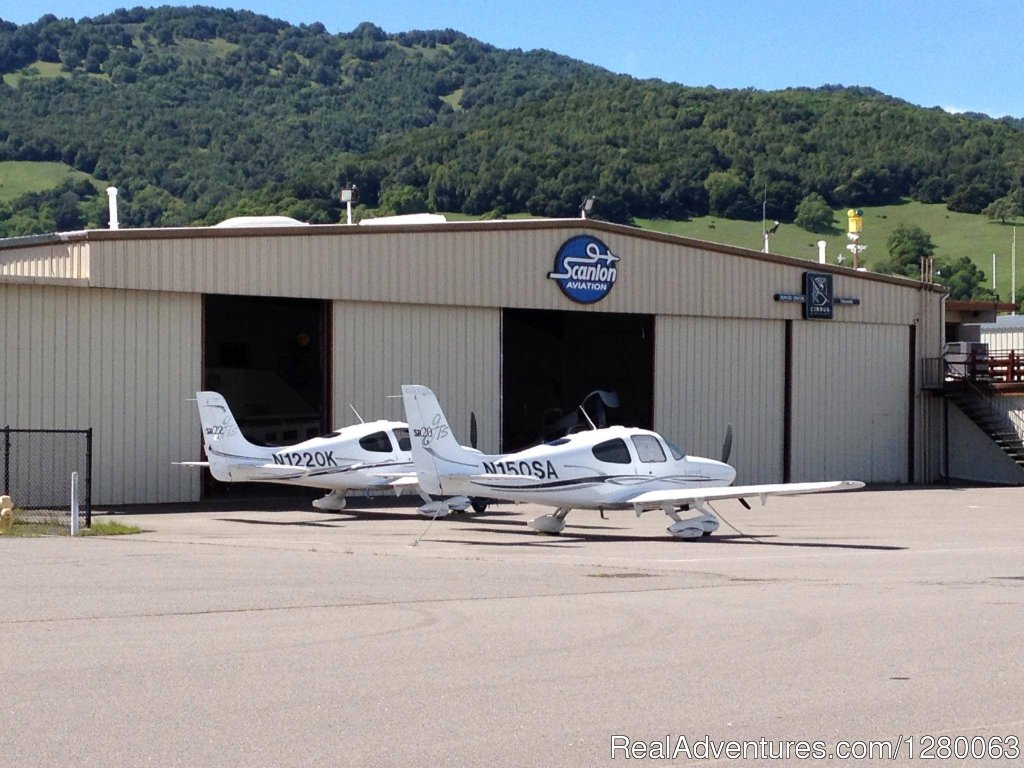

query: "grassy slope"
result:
(0, 161), (103, 203)
(638, 201), (1024, 302)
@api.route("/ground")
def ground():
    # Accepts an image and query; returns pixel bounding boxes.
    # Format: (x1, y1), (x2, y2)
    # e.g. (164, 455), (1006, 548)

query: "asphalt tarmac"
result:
(2, 486), (1023, 767)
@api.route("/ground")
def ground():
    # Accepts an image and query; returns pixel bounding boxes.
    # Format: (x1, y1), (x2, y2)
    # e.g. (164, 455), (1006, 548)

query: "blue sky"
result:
(6, 1), (1023, 118)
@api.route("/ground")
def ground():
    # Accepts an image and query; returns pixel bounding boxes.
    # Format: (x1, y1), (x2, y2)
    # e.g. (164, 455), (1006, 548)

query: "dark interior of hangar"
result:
(501, 308), (654, 451)
(203, 294), (329, 448)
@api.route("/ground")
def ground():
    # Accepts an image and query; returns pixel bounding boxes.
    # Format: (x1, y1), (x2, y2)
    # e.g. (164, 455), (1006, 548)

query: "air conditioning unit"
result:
(943, 342), (988, 379)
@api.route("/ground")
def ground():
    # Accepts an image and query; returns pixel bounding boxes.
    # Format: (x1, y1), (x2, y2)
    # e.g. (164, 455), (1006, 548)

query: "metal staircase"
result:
(945, 382), (1024, 469)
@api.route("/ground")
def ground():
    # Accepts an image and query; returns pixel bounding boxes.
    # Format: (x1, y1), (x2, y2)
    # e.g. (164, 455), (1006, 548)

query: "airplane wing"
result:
(174, 461), (209, 468)
(628, 480), (864, 512)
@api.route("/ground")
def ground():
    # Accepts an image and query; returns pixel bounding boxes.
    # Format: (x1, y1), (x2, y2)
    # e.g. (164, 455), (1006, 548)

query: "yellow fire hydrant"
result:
(0, 495), (14, 534)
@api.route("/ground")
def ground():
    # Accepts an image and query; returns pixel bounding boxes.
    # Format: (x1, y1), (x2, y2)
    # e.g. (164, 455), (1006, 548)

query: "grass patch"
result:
(2, 61), (66, 87)
(0, 513), (142, 537)
(0, 161), (103, 203)
(440, 88), (464, 111)
(4, 521), (62, 537)
(637, 200), (1024, 301)
(80, 520), (144, 536)
(2, 61), (109, 88)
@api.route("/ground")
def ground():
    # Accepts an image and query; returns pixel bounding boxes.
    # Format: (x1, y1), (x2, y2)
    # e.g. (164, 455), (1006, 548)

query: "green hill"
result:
(1, 6), (1023, 298)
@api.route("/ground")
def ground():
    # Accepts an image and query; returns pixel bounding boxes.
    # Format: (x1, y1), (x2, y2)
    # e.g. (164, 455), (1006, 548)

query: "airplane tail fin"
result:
(401, 385), (485, 495)
(194, 391), (272, 481)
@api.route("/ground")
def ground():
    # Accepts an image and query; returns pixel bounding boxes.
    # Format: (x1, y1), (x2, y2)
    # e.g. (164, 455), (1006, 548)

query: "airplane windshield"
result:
(393, 428), (411, 452)
(359, 431), (393, 453)
(631, 435), (666, 463)
(664, 438), (685, 460)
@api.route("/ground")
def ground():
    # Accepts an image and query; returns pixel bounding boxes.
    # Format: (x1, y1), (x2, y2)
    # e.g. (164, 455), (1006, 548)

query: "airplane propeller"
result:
(720, 423), (751, 509)
(469, 411), (478, 449)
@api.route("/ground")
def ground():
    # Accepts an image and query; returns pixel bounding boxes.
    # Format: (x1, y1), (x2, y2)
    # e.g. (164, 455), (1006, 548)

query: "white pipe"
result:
(817, 240), (827, 264)
(106, 187), (119, 231)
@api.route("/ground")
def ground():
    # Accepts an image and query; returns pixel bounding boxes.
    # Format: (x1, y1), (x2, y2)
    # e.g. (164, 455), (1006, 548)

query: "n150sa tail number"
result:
(482, 460), (559, 479)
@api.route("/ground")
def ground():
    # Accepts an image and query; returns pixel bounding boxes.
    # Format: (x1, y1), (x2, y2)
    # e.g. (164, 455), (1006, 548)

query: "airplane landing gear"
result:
(313, 491), (346, 510)
(416, 500), (451, 518)
(529, 507), (570, 534)
(665, 505), (719, 539)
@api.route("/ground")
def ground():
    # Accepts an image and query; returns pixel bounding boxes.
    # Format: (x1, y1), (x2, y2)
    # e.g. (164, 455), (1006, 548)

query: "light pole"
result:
(339, 185), (359, 225)
(579, 196), (596, 220)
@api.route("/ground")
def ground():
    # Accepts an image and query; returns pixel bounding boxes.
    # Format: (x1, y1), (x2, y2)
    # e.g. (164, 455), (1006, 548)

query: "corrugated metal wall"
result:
(791, 322), (910, 483)
(0, 240), (88, 280)
(332, 302), (501, 453)
(0, 283), (201, 504)
(982, 329), (1024, 352)
(654, 317), (784, 484)
(83, 225), (935, 327)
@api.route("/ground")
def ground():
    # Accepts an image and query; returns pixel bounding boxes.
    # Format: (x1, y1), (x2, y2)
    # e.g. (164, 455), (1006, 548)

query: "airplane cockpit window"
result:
(631, 435), (667, 463)
(664, 438), (685, 460)
(592, 438), (632, 464)
(359, 431), (393, 452)
(393, 428), (411, 452)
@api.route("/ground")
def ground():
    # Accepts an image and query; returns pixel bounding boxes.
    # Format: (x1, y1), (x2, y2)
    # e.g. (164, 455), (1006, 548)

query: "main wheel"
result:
(470, 498), (488, 514)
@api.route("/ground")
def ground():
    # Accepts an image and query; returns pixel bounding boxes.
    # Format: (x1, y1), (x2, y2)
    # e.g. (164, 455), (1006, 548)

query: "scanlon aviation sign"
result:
(547, 235), (620, 304)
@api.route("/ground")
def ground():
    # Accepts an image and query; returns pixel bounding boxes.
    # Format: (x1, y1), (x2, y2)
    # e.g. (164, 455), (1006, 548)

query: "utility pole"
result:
(1013, 227), (1017, 313)
(761, 181), (768, 253)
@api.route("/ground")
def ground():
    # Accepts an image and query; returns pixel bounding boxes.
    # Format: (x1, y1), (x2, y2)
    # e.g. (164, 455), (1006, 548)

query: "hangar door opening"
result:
(501, 309), (654, 451)
(204, 295), (330, 453)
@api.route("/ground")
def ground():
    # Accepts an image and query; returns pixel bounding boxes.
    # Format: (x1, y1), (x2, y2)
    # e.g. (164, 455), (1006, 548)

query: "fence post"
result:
(71, 471), (79, 536)
(2, 425), (9, 496)
(85, 428), (93, 528)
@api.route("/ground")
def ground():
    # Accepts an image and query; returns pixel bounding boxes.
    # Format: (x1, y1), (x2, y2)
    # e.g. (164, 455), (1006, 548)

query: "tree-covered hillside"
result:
(1, 5), (1022, 235)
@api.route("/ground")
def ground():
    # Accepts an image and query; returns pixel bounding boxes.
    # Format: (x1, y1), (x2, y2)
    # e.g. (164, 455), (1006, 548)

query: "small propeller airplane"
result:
(179, 391), (468, 514)
(401, 384), (864, 539)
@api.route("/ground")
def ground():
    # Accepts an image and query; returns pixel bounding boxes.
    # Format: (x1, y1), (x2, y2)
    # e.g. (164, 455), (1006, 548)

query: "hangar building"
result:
(1, 218), (946, 505)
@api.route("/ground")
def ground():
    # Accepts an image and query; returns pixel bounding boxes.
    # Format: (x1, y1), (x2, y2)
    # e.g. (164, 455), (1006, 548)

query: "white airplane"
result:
(180, 391), (444, 512)
(401, 384), (864, 539)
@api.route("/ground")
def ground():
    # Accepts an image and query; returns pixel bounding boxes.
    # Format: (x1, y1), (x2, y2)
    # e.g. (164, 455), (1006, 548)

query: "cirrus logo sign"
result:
(547, 235), (620, 304)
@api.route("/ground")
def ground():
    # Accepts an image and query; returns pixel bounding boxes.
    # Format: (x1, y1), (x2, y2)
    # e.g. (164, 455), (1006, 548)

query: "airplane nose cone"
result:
(688, 457), (737, 485)
(710, 459), (737, 484)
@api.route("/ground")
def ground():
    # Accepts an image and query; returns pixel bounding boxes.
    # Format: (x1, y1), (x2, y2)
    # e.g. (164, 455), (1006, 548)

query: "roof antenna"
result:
(578, 404), (597, 431)
(348, 404), (365, 424)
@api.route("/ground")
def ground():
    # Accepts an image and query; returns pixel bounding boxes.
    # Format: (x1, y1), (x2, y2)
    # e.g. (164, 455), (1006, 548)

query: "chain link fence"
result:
(2, 427), (92, 528)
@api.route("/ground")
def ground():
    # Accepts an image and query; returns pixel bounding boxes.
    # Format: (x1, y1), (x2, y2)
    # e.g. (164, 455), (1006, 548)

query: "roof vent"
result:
(106, 187), (119, 230)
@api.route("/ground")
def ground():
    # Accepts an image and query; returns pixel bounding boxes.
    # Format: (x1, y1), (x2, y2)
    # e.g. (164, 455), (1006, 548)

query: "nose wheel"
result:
(529, 507), (570, 534)
(665, 504), (719, 539)
(313, 491), (347, 510)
